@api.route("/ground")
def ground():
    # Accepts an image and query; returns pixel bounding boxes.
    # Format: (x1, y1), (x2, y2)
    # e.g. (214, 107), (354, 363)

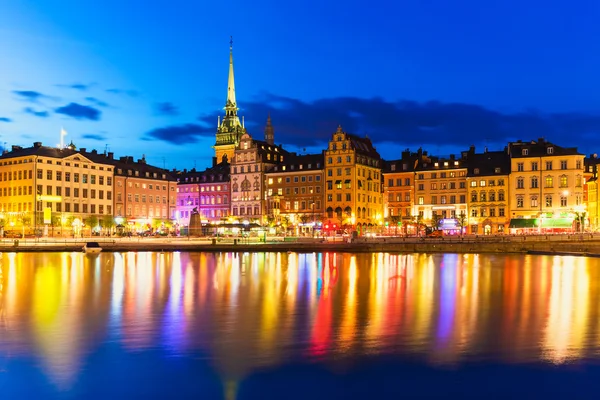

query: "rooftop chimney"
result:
(33, 142), (42, 148)
(107, 152), (114, 160)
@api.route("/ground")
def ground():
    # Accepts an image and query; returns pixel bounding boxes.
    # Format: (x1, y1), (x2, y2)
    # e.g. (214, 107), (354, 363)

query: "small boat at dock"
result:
(83, 242), (102, 254)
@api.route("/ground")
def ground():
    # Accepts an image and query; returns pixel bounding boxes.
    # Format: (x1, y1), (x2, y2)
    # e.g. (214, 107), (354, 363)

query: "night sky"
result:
(1, 0), (600, 170)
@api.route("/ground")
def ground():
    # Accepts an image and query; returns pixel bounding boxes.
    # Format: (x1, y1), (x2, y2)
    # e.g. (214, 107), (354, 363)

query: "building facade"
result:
(0, 142), (114, 236)
(508, 139), (585, 232)
(109, 154), (177, 234)
(324, 126), (384, 234)
(175, 160), (230, 227)
(265, 153), (324, 235)
(466, 149), (511, 234)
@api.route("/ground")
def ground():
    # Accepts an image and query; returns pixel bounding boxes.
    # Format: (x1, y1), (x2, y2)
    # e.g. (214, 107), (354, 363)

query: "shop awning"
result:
(509, 218), (539, 228)
(541, 218), (573, 228)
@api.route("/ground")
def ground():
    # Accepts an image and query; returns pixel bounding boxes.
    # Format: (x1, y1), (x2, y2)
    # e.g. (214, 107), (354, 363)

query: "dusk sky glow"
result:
(1, 0), (600, 170)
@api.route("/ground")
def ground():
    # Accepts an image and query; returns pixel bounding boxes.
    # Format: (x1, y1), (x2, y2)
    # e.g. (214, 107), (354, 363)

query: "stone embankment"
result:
(2, 235), (600, 256)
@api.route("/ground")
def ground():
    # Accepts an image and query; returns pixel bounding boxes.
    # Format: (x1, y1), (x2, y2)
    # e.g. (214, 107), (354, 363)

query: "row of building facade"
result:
(1, 42), (599, 236)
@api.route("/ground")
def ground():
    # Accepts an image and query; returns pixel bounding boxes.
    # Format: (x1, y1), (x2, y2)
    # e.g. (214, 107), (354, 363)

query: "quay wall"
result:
(3, 236), (600, 257)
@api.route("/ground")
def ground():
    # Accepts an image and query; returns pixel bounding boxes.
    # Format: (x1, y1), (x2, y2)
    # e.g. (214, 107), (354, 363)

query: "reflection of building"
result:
(466, 148), (511, 234)
(508, 139), (585, 232)
(0, 142), (114, 236)
(324, 126), (383, 233)
(265, 153), (324, 234)
(107, 154), (177, 233)
(175, 159), (230, 226)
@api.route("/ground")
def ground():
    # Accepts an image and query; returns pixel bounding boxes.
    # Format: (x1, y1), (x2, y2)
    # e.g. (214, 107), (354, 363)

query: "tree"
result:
(390, 215), (401, 236)
(415, 213), (424, 236)
(457, 211), (467, 235)
(431, 213), (442, 231)
(86, 215), (99, 233)
(103, 215), (115, 234)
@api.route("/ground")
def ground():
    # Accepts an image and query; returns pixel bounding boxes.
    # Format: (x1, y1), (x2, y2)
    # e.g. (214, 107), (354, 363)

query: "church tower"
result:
(214, 37), (246, 163)
(264, 113), (274, 145)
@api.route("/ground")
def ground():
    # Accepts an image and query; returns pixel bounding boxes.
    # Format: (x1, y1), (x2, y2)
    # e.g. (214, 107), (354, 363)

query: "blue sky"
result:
(1, 0), (600, 170)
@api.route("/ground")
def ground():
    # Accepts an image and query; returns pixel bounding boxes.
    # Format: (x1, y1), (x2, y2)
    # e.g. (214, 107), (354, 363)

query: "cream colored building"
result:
(508, 139), (585, 231)
(0, 142), (114, 236)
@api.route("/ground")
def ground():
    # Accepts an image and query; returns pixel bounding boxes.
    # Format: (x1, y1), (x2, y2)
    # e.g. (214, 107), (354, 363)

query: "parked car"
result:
(427, 230), (444, 238)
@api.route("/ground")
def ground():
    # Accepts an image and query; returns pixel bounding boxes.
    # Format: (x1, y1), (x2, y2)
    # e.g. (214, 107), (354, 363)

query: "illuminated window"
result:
(545, 195), (552, 207)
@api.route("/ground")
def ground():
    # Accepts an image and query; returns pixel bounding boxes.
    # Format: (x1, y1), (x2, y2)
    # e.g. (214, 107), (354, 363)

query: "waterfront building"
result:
(584, 154), (600, 230)
(414, 151), (468, 234)
(383, 150), (421, 235)
(507, 138), (585, 232)
(108, 154), (177, 234)
(214, 39), (246, 164)
(465, 148), (511, 234)
(324, 126), (383, 234)
(0, 142), (114, 236)
(175, 160), (230, 228)
(230, 117), (288, 225)
(265, 153), (324, 235)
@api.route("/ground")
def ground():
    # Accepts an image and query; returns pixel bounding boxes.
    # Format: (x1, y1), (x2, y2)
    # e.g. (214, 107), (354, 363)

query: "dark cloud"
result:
(24, 107), (49, 118)
(57, 82), (95, 91)
(0, 117), (11, 122)
(106, 88), (139, 97)
(12, 90), (46, 103)
(55, 103), (101, 121)
(154, 102), (179, 116)
(81, 133), (106, 141)
(144, 124), (207, 144)
(187, 93), (600, 157)
(85, 97), (109, 107)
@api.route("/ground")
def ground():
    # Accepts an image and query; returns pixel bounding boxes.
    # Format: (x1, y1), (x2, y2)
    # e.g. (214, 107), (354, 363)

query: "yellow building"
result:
(414, 153), (468, 233)
(584, 154), (600, 230)
(324, 126), (383, 234)
(383, 150), (423, 234)
(0, 142), (114, 237)
(507, 139), (585, 232)
(465, 149), (511, 234)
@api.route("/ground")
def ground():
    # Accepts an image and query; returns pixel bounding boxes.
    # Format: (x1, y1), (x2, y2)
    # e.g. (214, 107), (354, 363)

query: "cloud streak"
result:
(85, 97), (109, 107)
(24, 107), (49, 118)
(55, 103), (101, 121)
(0, 117), (11, 122)
(145, 93), (600, 156)
(81, 133), (107, 141)
(12, 90), (47, 103)
(154, 102), (179, 116)
(57, 82), (95, 91)
(144, 124), (207, 144)
(106, 88), (139, 97)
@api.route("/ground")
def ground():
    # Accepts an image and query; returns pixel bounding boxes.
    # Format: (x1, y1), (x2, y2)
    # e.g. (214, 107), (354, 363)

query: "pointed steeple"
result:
(264, 112), (274, 145)
(214, 37), (246, 162)
(226, 36), (237, 111)
(223, 36), (241, 127)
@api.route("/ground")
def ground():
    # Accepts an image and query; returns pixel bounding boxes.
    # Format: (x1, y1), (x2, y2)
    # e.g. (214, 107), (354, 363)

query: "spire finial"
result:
(230, 36), (233, 51)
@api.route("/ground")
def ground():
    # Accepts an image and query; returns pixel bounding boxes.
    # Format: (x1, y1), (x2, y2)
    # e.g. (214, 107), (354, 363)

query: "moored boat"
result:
(83, 241), (102, 254)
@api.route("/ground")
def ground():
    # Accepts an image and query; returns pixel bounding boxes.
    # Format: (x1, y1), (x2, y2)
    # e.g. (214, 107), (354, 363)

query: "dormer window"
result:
(434, 162), (439, 167)
(495, 167), (501, 173)
(474, 168), (480, 175)
(522, 149), (529, 156)
(547, 147), (554, 154)
(444, 162), (448, 167)
(454, 161), (459, 166)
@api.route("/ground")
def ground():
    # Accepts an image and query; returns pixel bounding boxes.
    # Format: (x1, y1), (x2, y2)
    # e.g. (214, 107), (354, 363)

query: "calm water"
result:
(1, 251), (600, 399)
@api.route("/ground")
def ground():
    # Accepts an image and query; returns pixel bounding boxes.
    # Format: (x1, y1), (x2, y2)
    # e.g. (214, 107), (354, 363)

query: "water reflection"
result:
(1, 251), (600, 394)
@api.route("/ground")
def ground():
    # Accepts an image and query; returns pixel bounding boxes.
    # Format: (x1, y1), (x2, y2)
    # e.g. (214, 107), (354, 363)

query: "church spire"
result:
(264, 112), (274, 145)
(226, 36), (237, 111)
